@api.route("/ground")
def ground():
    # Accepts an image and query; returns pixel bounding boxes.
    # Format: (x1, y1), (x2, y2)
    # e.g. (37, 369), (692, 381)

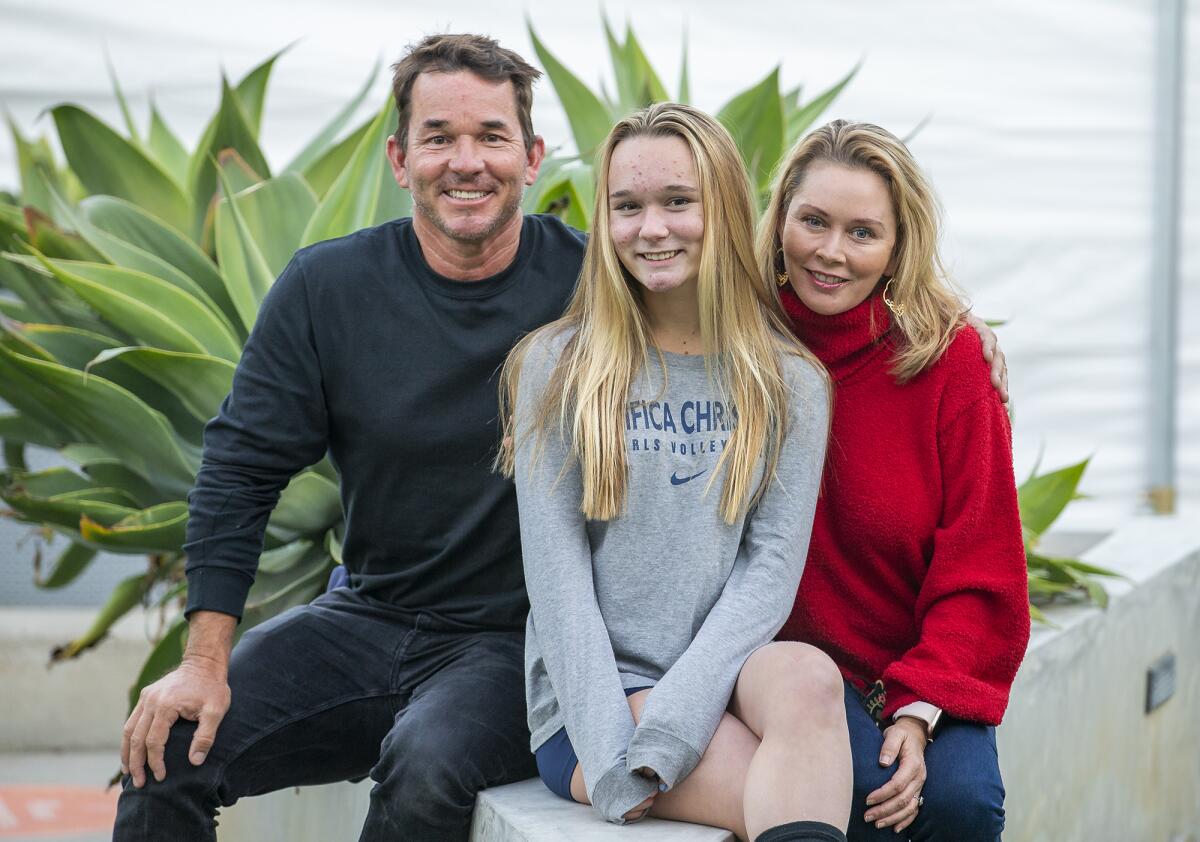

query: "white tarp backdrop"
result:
(1, 0), (1197, 535)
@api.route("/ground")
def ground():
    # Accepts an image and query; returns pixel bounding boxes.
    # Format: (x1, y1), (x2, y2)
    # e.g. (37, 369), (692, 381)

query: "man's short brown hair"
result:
(391, 34), (542, 152)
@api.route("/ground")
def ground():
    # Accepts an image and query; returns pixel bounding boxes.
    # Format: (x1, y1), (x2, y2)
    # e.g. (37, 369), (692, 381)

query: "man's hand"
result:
(121, 611), (235, 787)
(965, 314), (1009, 403)
(863, 717), (928, 834)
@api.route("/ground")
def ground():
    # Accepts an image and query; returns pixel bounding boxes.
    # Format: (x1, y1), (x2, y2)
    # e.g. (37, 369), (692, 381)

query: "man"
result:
(113, 34), (585, 841)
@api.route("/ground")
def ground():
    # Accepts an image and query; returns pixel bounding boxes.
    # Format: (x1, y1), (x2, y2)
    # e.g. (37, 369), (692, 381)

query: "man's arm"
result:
(122, 254), (331, 786)
(121, 611), (235, 788)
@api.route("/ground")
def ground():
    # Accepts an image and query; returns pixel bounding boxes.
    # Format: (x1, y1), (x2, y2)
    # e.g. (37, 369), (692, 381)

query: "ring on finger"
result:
(914, 794), (924, 808)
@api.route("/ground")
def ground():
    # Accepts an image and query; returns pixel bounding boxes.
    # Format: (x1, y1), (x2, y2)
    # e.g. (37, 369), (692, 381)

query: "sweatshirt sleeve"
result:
(183, 255), (330, 619)
(880, 390), (1030, 724)
(626, 358), (829, 788)
(512, 337), (658, 824)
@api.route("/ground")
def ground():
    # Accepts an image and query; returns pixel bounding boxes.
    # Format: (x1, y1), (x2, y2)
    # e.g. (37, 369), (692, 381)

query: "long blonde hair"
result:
(758, 119), (965, 381)
(499, 103), (822, 523)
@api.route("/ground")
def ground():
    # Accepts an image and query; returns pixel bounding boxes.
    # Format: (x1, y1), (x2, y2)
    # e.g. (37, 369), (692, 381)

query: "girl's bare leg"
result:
(567, 641), (850, 841)
(730, 642), (851, 837)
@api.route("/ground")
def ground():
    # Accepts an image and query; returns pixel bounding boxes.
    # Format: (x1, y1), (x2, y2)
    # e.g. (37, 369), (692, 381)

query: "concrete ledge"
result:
(0, 608), (152, 751)
(6, 516), (1197, 840)
(216, 516), (1200, 841)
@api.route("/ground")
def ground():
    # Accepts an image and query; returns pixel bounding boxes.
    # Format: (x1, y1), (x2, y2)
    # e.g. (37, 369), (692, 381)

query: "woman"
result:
(498, 103), (851, 842)
(763, 120), (1029, 841)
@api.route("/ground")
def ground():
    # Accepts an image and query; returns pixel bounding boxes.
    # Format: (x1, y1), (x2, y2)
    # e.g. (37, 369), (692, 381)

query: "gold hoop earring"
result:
(775, 248), (789, 287)
(883, 277), (905, 318)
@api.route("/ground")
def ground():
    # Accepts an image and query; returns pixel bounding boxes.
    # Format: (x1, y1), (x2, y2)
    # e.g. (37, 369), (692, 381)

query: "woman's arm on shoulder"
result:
(512, 339), (658, 823)
(626, 356), (830, 788)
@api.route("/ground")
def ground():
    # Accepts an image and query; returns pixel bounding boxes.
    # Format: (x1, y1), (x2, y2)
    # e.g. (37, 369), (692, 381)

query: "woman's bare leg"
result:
(567, 642), (851, 841)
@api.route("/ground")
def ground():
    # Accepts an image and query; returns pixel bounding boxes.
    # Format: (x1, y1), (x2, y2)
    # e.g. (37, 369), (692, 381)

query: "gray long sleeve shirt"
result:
(513, 330), (829, 823)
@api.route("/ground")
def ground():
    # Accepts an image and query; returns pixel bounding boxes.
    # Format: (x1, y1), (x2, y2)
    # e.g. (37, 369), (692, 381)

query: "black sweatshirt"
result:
(183, 214), (585, 631)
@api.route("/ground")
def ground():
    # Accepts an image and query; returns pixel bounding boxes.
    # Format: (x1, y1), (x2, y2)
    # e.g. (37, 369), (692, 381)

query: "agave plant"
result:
(0, 48), (410, 707)
(522, 17), (859, 227)
(0, 26), (1114, 711)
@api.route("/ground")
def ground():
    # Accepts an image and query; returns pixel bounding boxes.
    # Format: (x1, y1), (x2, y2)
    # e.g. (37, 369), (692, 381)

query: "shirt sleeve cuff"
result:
(184, 566), (255, 620)
(591, 761), (660, 824)
(626, 726), (701, 791)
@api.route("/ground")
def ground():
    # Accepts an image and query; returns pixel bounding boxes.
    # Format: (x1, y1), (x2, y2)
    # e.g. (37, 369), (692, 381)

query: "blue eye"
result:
(851, 227), (874, 239)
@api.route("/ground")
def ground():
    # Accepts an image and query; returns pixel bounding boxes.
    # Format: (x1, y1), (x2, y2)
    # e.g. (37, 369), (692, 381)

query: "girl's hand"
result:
(623, 766), (662, 821)
(622, 793), (656, 822)
(863, 717), (928, 833)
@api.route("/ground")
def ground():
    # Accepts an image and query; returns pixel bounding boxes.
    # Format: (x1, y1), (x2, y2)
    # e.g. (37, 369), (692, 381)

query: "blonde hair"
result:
(499, 102), (823, 523)
(758, 119), (965, 381)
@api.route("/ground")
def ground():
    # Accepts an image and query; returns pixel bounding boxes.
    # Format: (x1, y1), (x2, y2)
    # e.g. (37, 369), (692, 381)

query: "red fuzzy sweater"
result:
(777, 287), (1029, 724)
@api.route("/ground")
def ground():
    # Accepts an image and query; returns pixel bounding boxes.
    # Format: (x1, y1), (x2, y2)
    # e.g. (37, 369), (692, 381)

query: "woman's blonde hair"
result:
(758, 119), (965, 381)
(499, 102), (822, 523)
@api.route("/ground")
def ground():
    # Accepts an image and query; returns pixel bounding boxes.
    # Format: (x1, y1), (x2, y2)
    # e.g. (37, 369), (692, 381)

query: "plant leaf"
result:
(300, 101), (394, 248)
(216, 173), (317, 278)
(786, 63), (860, 145)
(1017, 458), (1089, 539)
(88, 346), (234, 424)
(80, 502), (188, 553)
(105, 53), (140, 144)
(213, 164), (277, 332)
(51, 573), (145, 661)
(527, 21), (614, 160)
(285, 57), (382, 175)
(79, 195), (241, 335)
(50, 105), (191, 233)
(147, 101), (190, 187)
(0, 343), (198, 497)
(717, 66), (784, 195)
(187, 77), (272, 240)
(11, 251), (242, 362)
(233, 46), (291, 137)
(299, 115), (373, 199)
(269, 470), (342, 536)
(37, 541), (98, 589)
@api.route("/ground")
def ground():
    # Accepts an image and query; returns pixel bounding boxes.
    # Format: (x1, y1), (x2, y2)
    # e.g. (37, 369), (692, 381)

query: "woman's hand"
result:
(863, 717), (928, 833)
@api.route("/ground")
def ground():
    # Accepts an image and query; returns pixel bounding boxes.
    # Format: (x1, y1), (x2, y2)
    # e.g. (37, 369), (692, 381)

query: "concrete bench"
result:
(215, 516), (1200, 842)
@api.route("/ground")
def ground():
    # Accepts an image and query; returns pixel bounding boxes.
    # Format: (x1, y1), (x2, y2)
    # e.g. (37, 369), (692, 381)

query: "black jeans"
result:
(112, 588), (536, 842)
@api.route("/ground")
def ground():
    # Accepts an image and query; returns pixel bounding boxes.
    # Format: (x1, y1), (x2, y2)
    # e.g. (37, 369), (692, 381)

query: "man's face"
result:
(387, 71), (545, 247)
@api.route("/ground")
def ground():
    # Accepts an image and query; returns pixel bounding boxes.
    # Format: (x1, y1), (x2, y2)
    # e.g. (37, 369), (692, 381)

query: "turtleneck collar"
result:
(780, 282), (896, 383)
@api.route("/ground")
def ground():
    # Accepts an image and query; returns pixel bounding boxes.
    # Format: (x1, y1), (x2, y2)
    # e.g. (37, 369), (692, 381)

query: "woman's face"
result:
(607, 134), (704, 296)
(780, 161), (897, 316)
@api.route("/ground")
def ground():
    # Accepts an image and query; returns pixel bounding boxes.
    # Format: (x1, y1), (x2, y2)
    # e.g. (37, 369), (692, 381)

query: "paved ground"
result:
(0, 752), (118, 842)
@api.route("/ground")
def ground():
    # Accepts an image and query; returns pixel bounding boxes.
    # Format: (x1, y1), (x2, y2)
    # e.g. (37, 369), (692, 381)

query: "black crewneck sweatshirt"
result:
(183, 214), (585, 631)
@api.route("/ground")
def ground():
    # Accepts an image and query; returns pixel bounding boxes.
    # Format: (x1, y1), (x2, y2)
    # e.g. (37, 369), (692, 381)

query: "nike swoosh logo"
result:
(670, 469), (707, 486)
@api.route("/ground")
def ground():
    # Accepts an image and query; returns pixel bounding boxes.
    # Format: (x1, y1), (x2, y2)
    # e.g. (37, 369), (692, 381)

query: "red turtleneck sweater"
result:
(777, 287), (1029, 724)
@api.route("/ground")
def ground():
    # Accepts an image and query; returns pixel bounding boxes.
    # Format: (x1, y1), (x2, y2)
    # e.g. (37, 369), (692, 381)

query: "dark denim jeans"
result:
(112, 588), (536, 842)
(844, 682), (1005, 842)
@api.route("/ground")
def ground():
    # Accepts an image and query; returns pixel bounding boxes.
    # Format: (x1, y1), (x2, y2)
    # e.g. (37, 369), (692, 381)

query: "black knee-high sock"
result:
(754, 820), (847, 842)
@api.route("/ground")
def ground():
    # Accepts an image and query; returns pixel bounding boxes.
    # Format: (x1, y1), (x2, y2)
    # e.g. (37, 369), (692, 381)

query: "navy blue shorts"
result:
(534, 686), (651, 802)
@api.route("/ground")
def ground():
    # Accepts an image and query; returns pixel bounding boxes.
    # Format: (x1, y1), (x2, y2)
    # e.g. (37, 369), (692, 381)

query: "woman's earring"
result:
(883, 276), (906, 318)
(775, 248), (789, 287)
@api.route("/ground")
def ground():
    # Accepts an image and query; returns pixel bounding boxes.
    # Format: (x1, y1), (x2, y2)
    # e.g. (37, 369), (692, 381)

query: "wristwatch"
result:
(894, 701), (943, 741)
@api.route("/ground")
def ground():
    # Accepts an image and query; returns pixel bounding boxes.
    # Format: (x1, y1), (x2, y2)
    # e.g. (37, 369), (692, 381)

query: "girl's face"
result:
(780, 161), (897, 316)
(607, 134), (704, 297)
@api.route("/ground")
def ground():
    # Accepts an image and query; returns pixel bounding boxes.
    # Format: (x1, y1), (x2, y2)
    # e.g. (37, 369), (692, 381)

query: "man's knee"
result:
(368, 715), (479, 831)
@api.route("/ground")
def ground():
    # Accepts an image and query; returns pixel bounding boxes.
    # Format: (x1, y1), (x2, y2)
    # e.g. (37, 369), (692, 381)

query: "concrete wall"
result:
(998, 518), (1200, 842)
